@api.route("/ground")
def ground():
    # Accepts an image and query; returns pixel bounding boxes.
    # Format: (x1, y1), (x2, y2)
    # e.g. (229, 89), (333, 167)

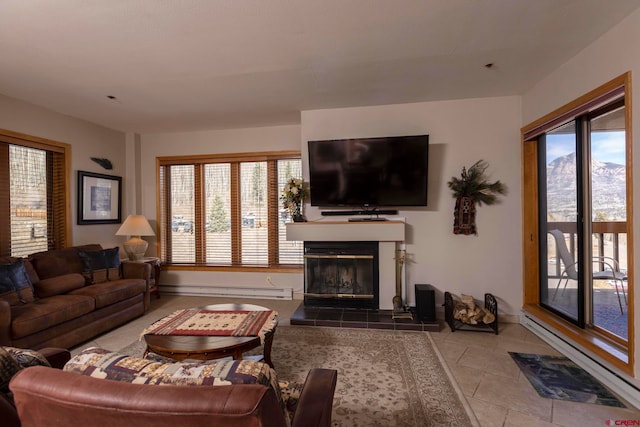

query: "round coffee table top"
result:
(199, 303), (273, 312)
(142, 303), (278, 366)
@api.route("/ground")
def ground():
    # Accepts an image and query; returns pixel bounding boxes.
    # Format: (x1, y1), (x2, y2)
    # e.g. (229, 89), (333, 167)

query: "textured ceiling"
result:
(0, 0), (639, 133)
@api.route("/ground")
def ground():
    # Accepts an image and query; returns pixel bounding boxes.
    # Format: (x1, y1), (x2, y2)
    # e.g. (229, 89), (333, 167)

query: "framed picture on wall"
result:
(77, 170), (122, 224)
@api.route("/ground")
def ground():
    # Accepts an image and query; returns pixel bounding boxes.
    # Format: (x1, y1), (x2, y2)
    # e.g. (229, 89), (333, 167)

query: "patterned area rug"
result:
(120, 326), (477, 427)
(509, 352), (626, 407)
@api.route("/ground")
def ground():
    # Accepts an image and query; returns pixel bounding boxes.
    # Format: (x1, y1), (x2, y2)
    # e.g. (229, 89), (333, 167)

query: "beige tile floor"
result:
(72, 295), (640, 426)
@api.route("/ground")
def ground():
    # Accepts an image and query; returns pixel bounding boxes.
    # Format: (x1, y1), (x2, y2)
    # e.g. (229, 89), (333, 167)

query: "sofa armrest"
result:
(121, 262), (152, 310)
(38, 348), (71, 369)
(291, 368), (337, 427)
(0, 300), (11, 346)
(121, 261), (152, 282)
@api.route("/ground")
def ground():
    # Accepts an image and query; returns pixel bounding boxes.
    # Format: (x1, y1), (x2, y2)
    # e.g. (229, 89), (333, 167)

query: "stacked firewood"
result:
(452, 294), (496, 325)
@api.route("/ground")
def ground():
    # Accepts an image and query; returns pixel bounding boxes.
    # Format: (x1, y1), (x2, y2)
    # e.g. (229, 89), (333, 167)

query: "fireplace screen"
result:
(304, 241), (379, 309)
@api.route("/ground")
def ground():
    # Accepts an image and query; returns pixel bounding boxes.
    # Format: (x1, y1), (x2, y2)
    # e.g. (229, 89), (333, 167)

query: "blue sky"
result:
(547, 131), (626, 165)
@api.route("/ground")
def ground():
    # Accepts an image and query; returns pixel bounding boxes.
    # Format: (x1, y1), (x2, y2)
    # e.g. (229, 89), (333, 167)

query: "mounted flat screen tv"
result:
(308, 134), (429, 207)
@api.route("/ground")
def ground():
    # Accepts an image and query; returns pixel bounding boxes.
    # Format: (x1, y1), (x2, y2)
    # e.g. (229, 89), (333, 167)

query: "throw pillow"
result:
(279, 380), (305, 425)
(28, 255), (71, 280)
(103, 246), (122, 281)
(0, 259), (36, 306)
(3, 346), (51, 368)
(78, 247), (121, 284)
(0, 347), (22, 394)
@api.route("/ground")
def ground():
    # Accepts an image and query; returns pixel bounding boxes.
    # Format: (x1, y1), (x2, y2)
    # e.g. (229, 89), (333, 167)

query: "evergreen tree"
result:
(208, 195), (229, 232)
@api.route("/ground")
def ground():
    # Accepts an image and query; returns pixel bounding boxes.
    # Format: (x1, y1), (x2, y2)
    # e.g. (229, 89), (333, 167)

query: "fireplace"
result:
(304, 241), (379, 309)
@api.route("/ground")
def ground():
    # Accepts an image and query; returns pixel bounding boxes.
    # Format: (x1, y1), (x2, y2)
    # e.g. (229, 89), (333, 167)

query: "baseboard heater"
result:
(159, 284), (293, 300)
(520, 314), (640, 409)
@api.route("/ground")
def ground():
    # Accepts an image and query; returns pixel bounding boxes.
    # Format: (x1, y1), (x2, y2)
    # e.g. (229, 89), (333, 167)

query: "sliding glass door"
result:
(539, 101), (629, 341)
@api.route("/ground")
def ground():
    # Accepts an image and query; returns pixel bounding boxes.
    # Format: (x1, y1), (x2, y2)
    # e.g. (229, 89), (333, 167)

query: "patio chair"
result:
(549, 229), (627, 314)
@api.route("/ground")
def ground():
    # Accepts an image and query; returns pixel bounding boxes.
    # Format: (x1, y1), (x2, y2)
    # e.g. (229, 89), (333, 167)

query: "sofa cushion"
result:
(78, 247), (121, 284)
(28, 255), (72, 280)
(29, 245), (103, 277)
(9, 295), (95, 339)
(0, 259), (36, 306)
(34, 273), (86, 298)
(68, 279), (146, 309)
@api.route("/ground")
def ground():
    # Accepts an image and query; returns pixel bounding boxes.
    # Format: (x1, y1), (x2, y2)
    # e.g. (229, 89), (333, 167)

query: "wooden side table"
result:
(135, 257), (162, 299)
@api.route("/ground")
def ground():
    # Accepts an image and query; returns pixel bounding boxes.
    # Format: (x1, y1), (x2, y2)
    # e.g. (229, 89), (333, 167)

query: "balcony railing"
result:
(547, 221), (627, 278)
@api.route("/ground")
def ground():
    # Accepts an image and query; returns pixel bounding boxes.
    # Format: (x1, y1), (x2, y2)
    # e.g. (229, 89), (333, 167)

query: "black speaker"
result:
(415, 284), (436, 322)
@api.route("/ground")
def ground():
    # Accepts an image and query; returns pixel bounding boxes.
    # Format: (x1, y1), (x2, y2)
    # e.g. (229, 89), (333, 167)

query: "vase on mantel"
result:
(291, 202), (306, 222)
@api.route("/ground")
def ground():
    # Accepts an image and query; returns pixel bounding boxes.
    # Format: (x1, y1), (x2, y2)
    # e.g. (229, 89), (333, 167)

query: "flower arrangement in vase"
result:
(281, 177), (309, 222)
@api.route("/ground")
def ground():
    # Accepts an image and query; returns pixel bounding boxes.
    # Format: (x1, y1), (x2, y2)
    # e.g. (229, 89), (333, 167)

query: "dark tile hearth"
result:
(290, 302), (440, 332)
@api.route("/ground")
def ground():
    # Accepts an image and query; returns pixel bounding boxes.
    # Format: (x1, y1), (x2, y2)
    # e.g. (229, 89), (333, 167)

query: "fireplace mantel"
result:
(285, 220), (405, 242)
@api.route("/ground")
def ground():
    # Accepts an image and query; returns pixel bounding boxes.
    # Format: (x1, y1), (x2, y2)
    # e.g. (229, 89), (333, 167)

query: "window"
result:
(0, 129), (71, 257)
(522, 73), (633, 373)
(158, 151), (303, 270)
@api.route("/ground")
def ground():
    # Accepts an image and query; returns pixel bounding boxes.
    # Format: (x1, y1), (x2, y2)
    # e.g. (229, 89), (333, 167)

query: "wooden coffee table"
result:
(143, 303), (277, 368)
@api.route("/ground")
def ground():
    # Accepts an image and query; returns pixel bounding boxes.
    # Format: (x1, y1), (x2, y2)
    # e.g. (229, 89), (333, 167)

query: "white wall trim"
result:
(160, 284), (293, 300)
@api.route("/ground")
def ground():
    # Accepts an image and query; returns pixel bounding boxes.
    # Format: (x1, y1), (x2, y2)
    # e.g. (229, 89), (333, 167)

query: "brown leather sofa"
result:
(0, 244), (151, 349)
(10, 365), (337, 427)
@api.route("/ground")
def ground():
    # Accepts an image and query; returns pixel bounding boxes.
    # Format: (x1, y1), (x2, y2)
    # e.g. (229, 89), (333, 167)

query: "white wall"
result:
(138, 99), (522, 314)
(522, 8), (640, 378)
(301, 97), (523, 314)
(139, 125), (304, 294)
(0, 93), (127, 249)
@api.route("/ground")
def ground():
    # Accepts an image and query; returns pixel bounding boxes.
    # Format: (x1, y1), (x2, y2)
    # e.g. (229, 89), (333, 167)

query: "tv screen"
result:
(308, 134), (429, 207)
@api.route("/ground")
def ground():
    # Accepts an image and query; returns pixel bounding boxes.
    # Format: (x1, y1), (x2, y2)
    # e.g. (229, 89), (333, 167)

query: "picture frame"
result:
(77, 170), (122, 224)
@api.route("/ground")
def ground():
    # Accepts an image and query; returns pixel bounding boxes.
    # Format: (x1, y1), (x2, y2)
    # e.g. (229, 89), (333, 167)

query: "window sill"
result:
(522, 304), (631, 375)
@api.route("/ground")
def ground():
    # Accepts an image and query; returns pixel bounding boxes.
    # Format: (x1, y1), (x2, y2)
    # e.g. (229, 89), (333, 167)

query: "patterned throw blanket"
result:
(141, 308), (278, 344)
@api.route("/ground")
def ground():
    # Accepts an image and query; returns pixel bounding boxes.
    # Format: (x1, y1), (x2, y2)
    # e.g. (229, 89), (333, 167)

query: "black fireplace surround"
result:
(303, 241), (379, 309)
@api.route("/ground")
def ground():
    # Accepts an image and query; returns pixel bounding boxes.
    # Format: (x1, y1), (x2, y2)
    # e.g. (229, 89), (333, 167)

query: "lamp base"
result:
(123, 236), (148, 261)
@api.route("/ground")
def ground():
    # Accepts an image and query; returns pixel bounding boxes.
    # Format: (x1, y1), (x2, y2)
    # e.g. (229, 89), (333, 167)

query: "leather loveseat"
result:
(0, 244), (151, 350)
(10, 352), (338, 427)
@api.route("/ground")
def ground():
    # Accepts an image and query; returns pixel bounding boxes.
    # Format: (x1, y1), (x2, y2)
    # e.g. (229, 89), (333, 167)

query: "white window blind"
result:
(9, 145), (48, 257)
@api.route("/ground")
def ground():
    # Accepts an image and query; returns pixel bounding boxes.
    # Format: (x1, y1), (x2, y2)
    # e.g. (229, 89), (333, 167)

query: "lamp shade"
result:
(116, 215), (155, 261)
(116, 215), (155, 237)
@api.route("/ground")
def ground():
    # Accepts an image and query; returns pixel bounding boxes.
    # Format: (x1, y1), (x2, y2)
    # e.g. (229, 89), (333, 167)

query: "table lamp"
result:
(116, 215), (155, 260)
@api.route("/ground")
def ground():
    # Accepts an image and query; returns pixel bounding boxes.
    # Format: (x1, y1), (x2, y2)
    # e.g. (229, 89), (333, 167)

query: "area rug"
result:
(509, 352), (625, 408)
(120, 326), (478, 427)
